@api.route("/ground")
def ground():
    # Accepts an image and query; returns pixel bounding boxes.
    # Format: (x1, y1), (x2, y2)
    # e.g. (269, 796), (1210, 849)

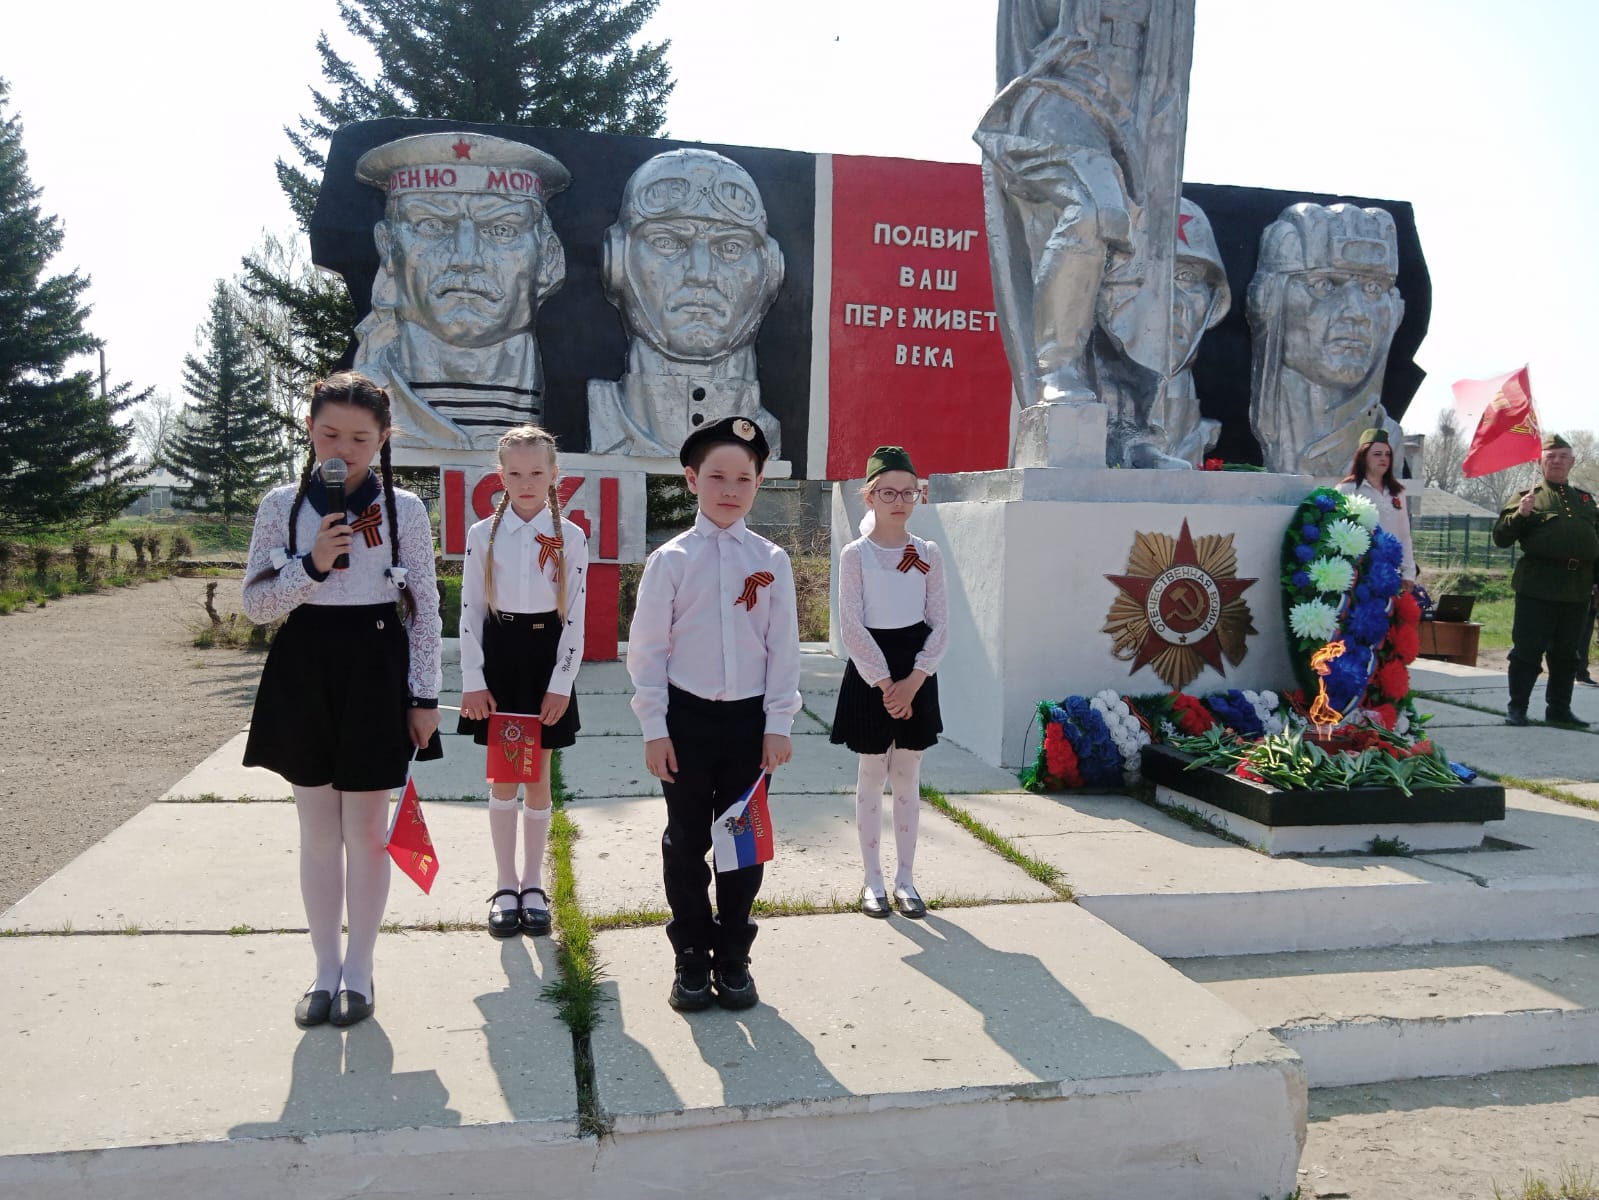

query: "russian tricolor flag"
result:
(712, 773), (775, 873)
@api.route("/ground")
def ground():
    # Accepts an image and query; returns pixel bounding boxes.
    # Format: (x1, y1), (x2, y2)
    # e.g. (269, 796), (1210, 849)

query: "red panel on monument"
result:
(826, 156), (1012, 480)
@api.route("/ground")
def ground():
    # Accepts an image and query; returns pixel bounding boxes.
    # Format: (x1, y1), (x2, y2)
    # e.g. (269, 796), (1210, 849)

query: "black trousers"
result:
(1508, 593), (1590, 713)
(660, 686), (765, 964)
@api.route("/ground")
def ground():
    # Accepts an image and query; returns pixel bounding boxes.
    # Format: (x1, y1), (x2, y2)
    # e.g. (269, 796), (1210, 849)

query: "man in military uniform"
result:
(1492, 434), (1599, 726)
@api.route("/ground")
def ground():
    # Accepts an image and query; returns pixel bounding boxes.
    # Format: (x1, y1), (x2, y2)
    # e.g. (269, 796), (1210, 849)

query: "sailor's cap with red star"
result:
(356, 132), (570, 203)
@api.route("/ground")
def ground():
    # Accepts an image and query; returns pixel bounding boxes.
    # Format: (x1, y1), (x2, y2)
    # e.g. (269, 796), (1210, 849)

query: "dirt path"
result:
(0, 577), (261, 911)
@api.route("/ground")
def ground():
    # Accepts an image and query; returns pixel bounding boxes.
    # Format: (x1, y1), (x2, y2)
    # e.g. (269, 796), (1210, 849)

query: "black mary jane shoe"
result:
(519, 887), (552, 936)
(294, 989), (333, 1028)
(330, 983), (375, 1028)
(892, 887), (927, 920)
(488, 889), (523, 938)
(860, 890), (892, 919)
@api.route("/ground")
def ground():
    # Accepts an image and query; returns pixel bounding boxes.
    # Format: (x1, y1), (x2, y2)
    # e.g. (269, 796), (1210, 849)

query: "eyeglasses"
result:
(870, 488), (920, 503)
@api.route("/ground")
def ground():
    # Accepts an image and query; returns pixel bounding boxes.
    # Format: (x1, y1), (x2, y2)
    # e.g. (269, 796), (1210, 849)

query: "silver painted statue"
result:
(975, 0), (1196, 468)
(1247, 203), (1404, 476)
(353, 132), (570, 450)
(587, 149), (785, 458)
(1152, 198), (1230, 467)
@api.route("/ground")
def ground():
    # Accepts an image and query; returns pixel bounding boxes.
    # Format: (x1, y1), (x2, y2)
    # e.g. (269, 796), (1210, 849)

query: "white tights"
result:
(293, 784), (391, 997)
(854, 747), (923, 894)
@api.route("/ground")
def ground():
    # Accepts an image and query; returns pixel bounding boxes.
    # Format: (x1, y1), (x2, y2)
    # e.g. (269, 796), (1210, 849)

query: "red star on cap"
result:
(1176, 212), (1194, 246)
(451, 139), (473, 160)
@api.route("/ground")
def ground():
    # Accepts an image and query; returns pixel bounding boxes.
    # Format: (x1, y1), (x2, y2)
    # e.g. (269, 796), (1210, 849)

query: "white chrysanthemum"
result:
(1289, 598), (1340, 641)
(1326, 519), (1371, 559)
(1343, 493), (1379, 530)
(1260, 690), (1279, 709)
(1307, 556), (1355, 595)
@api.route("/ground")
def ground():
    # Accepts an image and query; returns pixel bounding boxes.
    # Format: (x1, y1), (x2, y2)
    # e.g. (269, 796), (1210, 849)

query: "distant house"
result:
(1415, 486), (1496, 520)
(123, 465), (189, 516)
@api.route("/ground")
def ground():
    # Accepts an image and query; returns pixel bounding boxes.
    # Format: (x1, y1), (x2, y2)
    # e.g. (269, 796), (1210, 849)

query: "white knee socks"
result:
(521, 804), (552, 909)
(854, 753), (891, 892)
(886, 748), (924, 892)
(489, 788), (521, 912)
(293, 784), (344, 994)
(339, 789), (391, 998)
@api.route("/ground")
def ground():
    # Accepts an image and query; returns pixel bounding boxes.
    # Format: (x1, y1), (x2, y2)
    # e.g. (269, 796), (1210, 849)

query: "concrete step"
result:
(1172, 936), (1599, 1087)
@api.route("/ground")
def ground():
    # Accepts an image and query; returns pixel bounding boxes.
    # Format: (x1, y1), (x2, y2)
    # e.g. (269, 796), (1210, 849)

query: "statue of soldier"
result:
(975, 0), (1195, 468)
(1492, 434), (1599, 727)
(587, 149), (786, 459)
(1152, 197), (1230, 467)
(1247, 203), (1404, 476)
(353, 132), (570, 450)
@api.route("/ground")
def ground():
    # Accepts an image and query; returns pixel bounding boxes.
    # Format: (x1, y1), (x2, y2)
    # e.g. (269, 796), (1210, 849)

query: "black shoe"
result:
(1546, 710), (1592, 729)
(669, 960), (713, 1011)
(713, 959), (759, 1010)
(860, 890), (891, 918)
(519, 887), (552, 936)
(294, 989), (332, 1027)
(1505, 706), (1529, 727)
(487, 889), (522, 938)
(892, 886), (927, 920)
(1576, 674), (1598, 688)
(330, 983), (374, 1027)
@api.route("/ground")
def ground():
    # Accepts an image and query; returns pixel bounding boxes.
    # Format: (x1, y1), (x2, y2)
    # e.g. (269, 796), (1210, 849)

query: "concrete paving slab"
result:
(161, 732), (497, 802)
(1567, 782), (1599, 802)
(562, 734), (1020, 800)
(1409, 660), (1509, 690)
(1421, 788), (1599, 883)
(1173, 937), (1599, 1086)
(1437, 722), (1599, 784)
(1, 801), (526, 932)
(0, 931), (575, 1156)
(1413, 697), (1509, 728)
(565, 790), (1056, 919)
(948, 787), (1185, 839)
(586, 906), (1303, 1198)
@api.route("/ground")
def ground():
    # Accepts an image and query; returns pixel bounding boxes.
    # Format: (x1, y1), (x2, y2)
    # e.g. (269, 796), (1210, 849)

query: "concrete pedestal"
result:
(832, 467), (1316, 768)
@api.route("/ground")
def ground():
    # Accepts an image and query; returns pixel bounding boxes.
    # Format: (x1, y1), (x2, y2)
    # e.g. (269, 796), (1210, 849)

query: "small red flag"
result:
(386, 777), (439, 893)
(1454, 366), (1542, 478)
(487, 712), (543, 783)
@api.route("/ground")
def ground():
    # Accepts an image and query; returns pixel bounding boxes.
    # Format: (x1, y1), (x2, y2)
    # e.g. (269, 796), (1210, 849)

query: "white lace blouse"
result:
(836, 533), (950, 684)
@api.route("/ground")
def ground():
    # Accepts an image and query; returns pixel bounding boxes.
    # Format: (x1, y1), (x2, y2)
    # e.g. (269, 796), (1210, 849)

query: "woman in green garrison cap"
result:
(831, 446), (948, 919)
(1338, 428), (1417, 592)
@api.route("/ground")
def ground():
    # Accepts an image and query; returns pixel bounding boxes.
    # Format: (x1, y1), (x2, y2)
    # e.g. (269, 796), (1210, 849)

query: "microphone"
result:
(322, 457), (350, 570)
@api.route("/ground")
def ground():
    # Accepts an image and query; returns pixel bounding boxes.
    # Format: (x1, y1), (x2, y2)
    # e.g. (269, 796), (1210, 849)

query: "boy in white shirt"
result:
(627, 416), (802, 1011)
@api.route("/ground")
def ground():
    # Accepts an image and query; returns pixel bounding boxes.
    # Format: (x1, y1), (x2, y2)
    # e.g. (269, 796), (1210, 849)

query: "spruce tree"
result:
(0, 79), (134, 532)
(250, 0), (675, 379)
(167, 283), (280, 531)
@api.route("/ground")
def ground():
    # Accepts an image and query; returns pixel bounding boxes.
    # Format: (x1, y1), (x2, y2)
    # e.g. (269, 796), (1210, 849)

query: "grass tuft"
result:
(1493, 1164), (1599, 1200)
(1367, 834), (1413, 856)
(1473, 769), (1599, 815)
(921, 785), (1074, 899)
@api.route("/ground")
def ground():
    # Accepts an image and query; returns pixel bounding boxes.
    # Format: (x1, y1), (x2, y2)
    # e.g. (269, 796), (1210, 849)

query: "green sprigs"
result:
(921, 785), (1074, 900)
(1174, 727), (1461, 796)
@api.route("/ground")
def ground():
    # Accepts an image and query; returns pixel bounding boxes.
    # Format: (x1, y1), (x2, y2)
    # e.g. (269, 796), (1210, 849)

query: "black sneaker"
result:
(1546, 709), (1592, 729)
(713, 959), (759, 1010)
(669, 961), (713, 1011)
(1576, 675), (1599, 689)
(1505, 706), (1529, 727)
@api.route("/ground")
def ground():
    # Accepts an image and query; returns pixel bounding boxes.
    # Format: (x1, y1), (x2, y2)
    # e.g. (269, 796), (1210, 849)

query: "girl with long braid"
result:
(242, 371), (443, 1029)
(457, 426), (588, 938)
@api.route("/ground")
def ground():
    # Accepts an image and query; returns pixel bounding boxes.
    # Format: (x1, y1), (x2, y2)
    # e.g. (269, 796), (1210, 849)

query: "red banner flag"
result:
(487, 712), (542, 783)
(1454, 366), (1542, 478)
(386, 777), (439, 893)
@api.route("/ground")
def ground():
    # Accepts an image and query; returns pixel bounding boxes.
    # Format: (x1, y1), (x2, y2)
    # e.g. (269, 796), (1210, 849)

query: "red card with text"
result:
(385, 777), (439, 894)
(488, 712), (543, 783)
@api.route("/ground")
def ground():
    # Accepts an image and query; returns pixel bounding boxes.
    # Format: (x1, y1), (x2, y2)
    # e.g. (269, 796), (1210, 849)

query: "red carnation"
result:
(1413, 739), (1435, 757)
(1235, 762), (1264, 782)
(1376, 658), (1410, 701)
(1203, 457), (1225, 471)
(1044, 723), (1084, 789)
(1389, 623), (1421, 665)
(1393, 593), (1421, 626)
(1372, 703), (1398, 730)
(1169, 692), (1215, 734)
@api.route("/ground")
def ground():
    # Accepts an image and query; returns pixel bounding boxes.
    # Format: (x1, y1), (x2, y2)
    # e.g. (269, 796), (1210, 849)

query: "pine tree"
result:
(167, 283), (280, 531)
(249, 0), (675, 381)
(0, 79), (132, 532)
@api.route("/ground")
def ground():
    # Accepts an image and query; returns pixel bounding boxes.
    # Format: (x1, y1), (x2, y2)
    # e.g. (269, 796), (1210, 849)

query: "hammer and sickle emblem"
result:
(1167, 581), (1209, 625)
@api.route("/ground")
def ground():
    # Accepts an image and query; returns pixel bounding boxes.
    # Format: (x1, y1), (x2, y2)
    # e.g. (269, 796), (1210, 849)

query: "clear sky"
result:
(4, 0), (1595, 442)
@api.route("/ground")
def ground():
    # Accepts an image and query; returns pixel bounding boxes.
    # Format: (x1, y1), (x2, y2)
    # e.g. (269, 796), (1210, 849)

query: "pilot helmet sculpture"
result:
(352, 132), (569, 450)
(1247, 202), (1404, 476)
(587, 148), (786, 459)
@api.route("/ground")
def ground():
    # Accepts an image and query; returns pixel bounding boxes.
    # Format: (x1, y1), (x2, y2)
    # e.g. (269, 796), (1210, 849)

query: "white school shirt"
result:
(627, 512), (803, 742)
(1337, 479), (1418, 582)
(836, 533), (950, 685)
(241, 478), (443, 700)
(460, 506), (589, 695)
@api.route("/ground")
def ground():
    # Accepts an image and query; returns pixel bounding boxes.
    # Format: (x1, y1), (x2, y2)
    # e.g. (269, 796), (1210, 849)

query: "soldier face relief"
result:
(1281, 269), (1398, 391)
(1170, 261), (1217, 365)
(624, 216), (770, 361)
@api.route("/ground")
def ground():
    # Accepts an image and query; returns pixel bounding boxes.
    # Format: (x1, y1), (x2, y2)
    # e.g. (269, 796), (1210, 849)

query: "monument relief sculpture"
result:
(353, 132), (570, 450)
(587, 149), (786, 459)
(1247, 202), (1404, 476)
(975, 0), (1196, 469)
(1152, 197), (1229, 467)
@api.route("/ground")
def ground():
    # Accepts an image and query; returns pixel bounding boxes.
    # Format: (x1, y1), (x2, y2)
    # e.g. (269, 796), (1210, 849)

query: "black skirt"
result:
(830, 622), (942, 754)
(244, 602), (441, 792)
(456, 610), (581, 749)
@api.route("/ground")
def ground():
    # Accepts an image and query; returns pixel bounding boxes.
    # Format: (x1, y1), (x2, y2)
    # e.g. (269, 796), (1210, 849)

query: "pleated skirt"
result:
(829, 621), (942, 754)
(455, 610), (581, 749)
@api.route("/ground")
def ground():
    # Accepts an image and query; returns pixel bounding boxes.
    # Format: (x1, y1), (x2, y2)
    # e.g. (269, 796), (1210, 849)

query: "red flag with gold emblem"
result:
(385, 776), (439, 893)
(487, 712), (543, 782)
(1455, 366), (1542, 477)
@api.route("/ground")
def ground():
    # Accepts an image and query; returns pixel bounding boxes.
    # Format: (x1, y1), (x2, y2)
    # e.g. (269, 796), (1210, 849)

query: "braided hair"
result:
(249, 371), (416, 620)
(483, 425), (566, 620)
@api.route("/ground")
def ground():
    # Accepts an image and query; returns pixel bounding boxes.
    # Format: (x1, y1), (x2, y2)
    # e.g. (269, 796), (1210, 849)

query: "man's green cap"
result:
(866, 445), (917, 482)
(1543, 433), (1572, 452)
